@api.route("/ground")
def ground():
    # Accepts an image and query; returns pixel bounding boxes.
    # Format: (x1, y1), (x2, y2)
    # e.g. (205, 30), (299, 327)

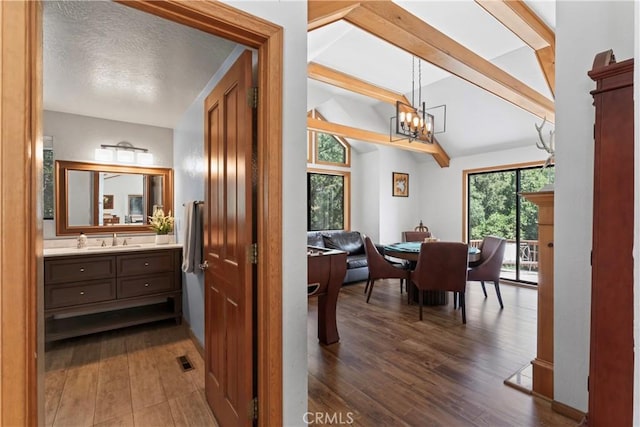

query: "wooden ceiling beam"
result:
(341, 1), (555, 122)
(308, 62), (405, 105)
(308, 1), (361, 31)
(308, 63), (451, 167)
(308, 117), (450, 167)
(475, 0), (555, 96)
(535, 45), (555, 97)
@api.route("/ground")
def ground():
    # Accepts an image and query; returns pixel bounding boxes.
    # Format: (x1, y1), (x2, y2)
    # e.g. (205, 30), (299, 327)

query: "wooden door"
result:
(204, 50), (256, 427)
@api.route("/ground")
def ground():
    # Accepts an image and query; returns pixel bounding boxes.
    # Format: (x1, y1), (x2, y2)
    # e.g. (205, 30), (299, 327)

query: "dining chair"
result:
(402, 230), (432, 242)
(410, 242), (469, 323)
(363, 237), (410, 303)
(466, 236), (507, 309)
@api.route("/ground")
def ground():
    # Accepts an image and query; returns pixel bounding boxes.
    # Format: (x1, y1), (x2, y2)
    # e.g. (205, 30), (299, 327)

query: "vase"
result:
(155, 234), (170, 245)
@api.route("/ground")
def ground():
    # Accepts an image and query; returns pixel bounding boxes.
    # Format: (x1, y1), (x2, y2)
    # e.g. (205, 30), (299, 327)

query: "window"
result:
(465, 163), (554, 284)
(316, 132), (349, 166)
(307, 109), (350, 166)
(307, 109), (351, 231)
(307, 170), (350, 231)
(43, 147), (54, 220)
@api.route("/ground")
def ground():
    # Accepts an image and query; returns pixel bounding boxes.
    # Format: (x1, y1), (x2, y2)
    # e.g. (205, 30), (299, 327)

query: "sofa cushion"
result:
(323, 231), (364, 255)
(307, 233), (325, 248)
(346, 254), (368, 269)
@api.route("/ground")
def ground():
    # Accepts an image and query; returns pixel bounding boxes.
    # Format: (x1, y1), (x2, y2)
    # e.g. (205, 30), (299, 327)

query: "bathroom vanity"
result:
(44, 244), (182, 342)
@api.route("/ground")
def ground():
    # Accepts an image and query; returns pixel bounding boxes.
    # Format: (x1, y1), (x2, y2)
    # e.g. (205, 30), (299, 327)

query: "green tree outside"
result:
(308, 173), (344, 230)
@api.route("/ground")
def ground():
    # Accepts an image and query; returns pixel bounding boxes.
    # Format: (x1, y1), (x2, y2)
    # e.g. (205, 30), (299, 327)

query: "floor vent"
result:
(177, 355), (194, 372)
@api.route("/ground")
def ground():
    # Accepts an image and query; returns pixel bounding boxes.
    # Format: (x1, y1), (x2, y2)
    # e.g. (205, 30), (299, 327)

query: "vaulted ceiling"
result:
(307, 0), (556, 166)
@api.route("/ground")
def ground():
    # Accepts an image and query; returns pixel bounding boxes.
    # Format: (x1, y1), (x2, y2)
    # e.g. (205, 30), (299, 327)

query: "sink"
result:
(87, 245), (142, 250)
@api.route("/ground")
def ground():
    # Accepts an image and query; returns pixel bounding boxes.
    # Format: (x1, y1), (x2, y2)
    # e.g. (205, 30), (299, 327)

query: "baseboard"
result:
(552, 400), (586, 422)
(181, 316), (205, 358)
(500, 279), (538, 290)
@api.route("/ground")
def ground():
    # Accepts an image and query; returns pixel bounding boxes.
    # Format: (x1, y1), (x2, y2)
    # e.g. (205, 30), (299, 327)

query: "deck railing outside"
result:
(469, 239), (539, 283)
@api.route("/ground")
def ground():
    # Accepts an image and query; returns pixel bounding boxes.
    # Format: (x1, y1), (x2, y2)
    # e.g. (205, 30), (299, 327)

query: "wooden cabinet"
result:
(521, 191), (554, 400)
(44, 248), (182, 342)
(587, 50), (634, 426)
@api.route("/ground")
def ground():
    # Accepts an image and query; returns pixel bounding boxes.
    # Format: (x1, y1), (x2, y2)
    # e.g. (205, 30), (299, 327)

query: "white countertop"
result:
(44, 243), (182, 257)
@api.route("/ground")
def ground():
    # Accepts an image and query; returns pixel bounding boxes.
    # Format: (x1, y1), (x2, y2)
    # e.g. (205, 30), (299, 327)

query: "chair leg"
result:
(453, 292), (458, 309)
(364, 275), (371, 294)
(494, 281), (504, 309)
(418, 288), (423, 321)
(480, 281), (487, 298)
(400, 278), (404, 294)
(460, 292), (466, 324)
(366, 279), (376, 303)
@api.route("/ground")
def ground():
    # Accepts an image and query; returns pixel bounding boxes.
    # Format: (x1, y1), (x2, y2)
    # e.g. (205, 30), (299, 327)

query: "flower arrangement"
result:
(148, 209), (174, 235)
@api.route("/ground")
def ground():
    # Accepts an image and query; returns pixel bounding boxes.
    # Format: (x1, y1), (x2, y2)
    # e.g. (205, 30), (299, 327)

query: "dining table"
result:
(383, 241), (481, 305)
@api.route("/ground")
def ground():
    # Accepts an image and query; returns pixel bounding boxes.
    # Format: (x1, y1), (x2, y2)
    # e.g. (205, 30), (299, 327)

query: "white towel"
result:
(182, 202), (203, 273)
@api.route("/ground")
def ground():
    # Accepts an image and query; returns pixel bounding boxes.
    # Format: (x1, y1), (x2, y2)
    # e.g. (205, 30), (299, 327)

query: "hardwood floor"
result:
(45, 321), (216, 427)
(308, 281), (575, 427)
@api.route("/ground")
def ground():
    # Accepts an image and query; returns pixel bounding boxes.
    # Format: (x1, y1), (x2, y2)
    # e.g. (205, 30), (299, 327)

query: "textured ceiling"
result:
(44, 1), (238, 129)
(308, 0), (556, 159)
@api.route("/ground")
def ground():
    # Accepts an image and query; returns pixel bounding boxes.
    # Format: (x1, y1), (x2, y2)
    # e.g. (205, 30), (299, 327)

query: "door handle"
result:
(199, 260), (209, 270)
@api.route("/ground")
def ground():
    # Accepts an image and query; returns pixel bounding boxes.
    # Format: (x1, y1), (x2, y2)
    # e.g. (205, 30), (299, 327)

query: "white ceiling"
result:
(43, 1), (238, 129)
(307, 0), (556, 160)
(42, 1), (555, 158)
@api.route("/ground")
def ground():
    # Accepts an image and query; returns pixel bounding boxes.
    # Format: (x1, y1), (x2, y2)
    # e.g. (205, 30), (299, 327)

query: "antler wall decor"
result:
(535, 117), (555, 168)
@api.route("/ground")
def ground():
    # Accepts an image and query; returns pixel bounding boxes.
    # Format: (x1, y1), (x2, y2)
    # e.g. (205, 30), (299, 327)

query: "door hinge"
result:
(248, 87), (258, 108)
(248, 396), (258, 420)
(250, 243), (258, 265)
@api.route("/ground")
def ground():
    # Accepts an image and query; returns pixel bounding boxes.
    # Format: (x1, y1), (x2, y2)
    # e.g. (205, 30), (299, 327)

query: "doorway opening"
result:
(1, 1), (283, 425)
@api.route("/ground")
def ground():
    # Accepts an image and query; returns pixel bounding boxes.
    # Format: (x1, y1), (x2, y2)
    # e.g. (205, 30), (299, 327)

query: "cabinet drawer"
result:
(46, 279), (117, 309)
(118, 273), (175, 298)
(117, 252), (173, 276)
(45, 256), (115, 284)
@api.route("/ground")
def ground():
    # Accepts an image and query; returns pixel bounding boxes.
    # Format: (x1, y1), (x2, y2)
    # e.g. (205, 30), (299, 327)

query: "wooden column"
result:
(521, 190), (554, 400)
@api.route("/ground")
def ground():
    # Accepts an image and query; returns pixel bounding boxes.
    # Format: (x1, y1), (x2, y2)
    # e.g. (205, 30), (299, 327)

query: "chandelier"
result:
(391, 56), (435, 144)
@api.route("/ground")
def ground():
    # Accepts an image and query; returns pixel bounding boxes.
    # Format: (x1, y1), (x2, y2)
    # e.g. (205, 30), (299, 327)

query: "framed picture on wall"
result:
(103, 194), (114, 210)
(392, 172), (409, 197)
(128, 194), (143, 215)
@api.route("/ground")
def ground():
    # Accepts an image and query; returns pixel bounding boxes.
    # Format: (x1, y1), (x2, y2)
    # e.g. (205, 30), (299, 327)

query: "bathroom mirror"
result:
(55, 160), (173, 235)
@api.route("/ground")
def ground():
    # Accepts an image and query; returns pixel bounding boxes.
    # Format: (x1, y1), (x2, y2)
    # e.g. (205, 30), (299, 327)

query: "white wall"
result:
(223, 2), (308, 425)
(43, 110), (173, 167)
(347, 146), (426, 244)
(43, 110), (174, 238)
(418, 145), (547, 242)
(173, 45), (246, 346)
(555, 0), (634, 412)
(352, 150), (380, 241)
(376, 147), (424, 244)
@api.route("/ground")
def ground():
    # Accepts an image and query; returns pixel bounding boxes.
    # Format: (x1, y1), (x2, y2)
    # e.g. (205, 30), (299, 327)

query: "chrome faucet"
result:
(112, 233), (118, 246)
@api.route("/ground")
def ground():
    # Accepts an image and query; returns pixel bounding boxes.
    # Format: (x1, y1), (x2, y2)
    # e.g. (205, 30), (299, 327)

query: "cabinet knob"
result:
(144, 283), (150, 287)
(80, 268), (85, 272)
(547, 242), (554, 248)
(80, 291), (85, 295)
(144, 262), (149, 266)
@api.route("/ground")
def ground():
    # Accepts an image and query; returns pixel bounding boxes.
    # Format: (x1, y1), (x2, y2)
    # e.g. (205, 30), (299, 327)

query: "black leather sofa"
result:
(307, 230), (371, 284)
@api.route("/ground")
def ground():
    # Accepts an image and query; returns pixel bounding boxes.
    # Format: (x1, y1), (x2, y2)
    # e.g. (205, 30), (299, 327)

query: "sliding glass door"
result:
(467, 165), (553, 284)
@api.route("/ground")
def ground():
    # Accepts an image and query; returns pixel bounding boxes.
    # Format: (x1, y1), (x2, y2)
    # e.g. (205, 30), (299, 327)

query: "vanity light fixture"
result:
(94, 147), (114, 162)
(95, 141), (154, 165)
